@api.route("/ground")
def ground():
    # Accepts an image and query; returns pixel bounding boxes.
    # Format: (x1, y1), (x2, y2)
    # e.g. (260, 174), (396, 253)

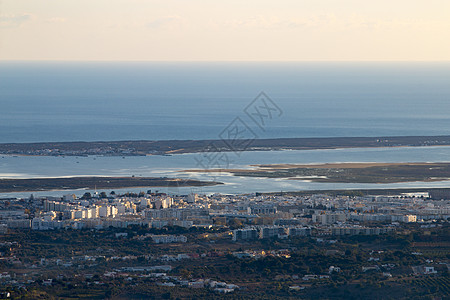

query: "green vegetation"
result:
(1, 224), (448, 299)
(0, 176), (221, 193)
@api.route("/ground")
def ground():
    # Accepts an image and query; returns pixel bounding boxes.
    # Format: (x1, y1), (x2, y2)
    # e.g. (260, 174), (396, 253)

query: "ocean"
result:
(1, 61), (450, 143)
(1, 62), (450, 196)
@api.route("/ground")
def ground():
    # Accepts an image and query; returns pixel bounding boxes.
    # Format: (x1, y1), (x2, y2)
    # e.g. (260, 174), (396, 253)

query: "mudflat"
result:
(184, 162), (450, 184)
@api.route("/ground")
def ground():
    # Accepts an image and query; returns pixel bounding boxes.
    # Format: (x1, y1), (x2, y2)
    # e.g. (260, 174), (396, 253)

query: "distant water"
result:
(1, 61), (450, 143)
(2, 146), (450, 198)
(1, 62), (450, 196)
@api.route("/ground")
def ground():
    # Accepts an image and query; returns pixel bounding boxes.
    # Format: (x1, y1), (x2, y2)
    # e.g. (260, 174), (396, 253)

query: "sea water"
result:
(1, 62), (450, 195)
(1, 61), (449, 143)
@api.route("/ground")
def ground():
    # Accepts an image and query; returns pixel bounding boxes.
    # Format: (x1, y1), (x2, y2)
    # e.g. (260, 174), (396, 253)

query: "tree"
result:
(81, 192), (92, 200)
(229, 218), (243, 229)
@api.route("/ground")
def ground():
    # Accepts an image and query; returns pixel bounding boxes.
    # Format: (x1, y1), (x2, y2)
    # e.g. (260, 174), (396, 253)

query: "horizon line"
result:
(1, 59), (450, 63)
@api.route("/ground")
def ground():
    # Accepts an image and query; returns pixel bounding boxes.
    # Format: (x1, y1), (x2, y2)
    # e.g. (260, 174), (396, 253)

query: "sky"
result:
(0, 0), (449, 61)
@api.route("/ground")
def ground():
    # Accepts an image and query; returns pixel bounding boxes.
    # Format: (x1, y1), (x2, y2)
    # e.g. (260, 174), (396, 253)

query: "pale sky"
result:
(0, 0), (449, 61)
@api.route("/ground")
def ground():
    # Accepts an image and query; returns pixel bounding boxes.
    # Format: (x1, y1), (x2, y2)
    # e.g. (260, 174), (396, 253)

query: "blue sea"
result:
(1, 62), (450, 196)
(1, 61), (450, 143)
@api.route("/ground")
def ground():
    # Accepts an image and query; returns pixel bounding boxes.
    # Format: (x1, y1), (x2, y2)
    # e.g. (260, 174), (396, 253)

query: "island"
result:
(0, 135), (450, 156)
(0, 177), (222, 193)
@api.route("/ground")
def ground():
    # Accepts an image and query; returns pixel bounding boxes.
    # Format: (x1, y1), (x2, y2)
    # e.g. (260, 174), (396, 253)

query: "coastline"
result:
(258, 187), (450, 197)
(1, 135), (450, 157)
(183, 162), (450, 184)
(0, 176), (222, 193)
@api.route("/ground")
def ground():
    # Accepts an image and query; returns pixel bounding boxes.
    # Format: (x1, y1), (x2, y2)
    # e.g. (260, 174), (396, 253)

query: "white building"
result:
(402, 215), (417, 223)
(233, 227), (258, 241)
(150, 235), (187, 244)
(313, 213), (347, 225)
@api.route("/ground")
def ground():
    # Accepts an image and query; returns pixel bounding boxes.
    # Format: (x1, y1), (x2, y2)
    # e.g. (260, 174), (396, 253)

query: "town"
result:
(0, 189), (449, 298)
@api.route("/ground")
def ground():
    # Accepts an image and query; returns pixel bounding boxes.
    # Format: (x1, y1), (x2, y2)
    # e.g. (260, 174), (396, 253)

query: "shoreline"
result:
(0, 176), (222, 193)
(258, 187), (450, 197)
(1, 135), (450, 157)
(183, 162), (450, 184)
